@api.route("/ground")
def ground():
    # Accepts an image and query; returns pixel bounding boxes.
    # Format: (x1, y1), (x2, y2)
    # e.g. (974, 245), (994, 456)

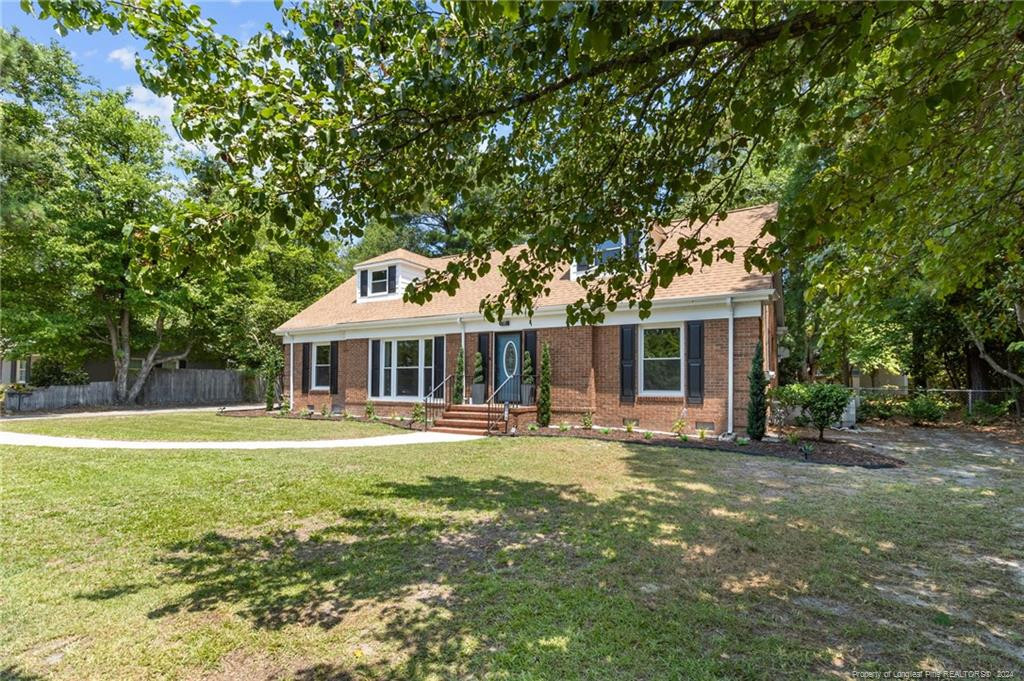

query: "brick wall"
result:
(281, 314), (766, 435)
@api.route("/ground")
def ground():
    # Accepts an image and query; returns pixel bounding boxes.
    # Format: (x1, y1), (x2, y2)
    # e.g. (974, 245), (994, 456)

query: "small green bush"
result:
(411, 401), (425, 425)
(581, 411), (593, 429)
(804, 383), (851, 440)
(679, 433), (689, 442)
(642, 431), (653, 440)
(558, 421), (570, 432)
(903, 394), (947, 425)
(624, 420), (635, 433)
(698, 428), (707, 440)
(320, 404), (330, 417)
(527, 422), (539, 432)
(736, 436), (750, 446)
(29, 357), (89, 387)
(671, 418), (688, 435)
(600, 427), (611, 435)
(365, 400), (376, 420)
(786, 431), (800, 445)
(969, 399), (1013, 425)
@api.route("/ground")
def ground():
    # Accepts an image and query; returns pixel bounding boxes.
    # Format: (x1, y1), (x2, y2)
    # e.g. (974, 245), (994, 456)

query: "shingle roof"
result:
(276, 204), (777, 333)
(356, 248), (437, 269)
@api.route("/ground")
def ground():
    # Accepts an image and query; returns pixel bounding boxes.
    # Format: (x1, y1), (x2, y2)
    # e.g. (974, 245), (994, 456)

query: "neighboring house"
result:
(274, 204), (782, 436)
(82, 354), (222, 382)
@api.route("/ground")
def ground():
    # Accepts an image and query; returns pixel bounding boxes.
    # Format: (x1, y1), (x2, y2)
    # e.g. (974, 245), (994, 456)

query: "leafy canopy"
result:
(22, 1), (1024, 326)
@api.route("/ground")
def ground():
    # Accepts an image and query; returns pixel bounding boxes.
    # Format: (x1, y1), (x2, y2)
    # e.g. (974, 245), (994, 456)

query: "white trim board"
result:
(277, 291), (772, 344)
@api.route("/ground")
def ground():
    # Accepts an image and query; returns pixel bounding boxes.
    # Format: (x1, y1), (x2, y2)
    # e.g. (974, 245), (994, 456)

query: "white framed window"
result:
(369, 268), (389, 295)
(639, 326), (682, 394)
(312, 343), (332, 390)
(15, 360), (28, 384)
(369, 337), (441, 400)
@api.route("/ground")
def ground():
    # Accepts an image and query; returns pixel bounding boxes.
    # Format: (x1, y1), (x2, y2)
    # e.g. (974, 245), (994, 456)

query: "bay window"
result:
(640, 327), (682, 393)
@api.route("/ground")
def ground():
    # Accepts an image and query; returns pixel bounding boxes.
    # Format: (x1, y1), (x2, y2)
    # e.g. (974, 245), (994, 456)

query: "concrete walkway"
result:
(0, 430), (482, 450)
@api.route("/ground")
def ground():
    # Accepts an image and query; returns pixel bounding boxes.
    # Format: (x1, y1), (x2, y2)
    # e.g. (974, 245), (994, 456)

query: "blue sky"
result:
(1, 0), (284, 142)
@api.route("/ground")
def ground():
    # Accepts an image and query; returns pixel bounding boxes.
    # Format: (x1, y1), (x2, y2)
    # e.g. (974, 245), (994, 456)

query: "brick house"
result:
(274, 204), (782, 436)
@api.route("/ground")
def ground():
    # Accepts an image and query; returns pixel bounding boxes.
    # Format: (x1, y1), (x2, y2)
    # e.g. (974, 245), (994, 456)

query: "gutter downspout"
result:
(727, 296), (735, 435)
(288, 334), (295, 412)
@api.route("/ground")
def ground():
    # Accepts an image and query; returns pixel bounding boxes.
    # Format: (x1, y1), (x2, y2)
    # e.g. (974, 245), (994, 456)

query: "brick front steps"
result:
(433, 404), (537, 436)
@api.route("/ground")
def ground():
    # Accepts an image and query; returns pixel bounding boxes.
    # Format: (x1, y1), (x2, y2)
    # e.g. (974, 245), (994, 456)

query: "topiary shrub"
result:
(746, 343), (767, 440)
(537, 343), (552, 427)
(521, 350), (534, 385)
(453, 347), (465, 405)
(473, 351), (485, 384)
(804, 383), (851, 441)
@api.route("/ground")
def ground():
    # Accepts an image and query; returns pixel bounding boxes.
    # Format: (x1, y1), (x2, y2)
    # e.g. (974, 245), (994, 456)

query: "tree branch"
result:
(962, 316), (1024, 388)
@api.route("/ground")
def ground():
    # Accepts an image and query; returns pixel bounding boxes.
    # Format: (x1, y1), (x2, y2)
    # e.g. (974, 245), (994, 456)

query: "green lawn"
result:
(0, 412), (398, 441)
(2, 426), (1021, 679)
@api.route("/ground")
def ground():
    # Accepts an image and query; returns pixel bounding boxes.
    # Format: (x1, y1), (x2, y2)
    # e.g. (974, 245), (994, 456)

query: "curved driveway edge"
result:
(0, 430), (482, 450)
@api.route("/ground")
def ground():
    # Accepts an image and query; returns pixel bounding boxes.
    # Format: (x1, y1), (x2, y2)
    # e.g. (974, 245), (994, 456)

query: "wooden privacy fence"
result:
(3, 369), (264, 413)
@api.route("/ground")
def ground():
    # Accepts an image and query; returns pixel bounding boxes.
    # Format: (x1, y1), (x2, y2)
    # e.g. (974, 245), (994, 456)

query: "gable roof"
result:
(356, 248), (436, 269)
(276, 204), (777, 333)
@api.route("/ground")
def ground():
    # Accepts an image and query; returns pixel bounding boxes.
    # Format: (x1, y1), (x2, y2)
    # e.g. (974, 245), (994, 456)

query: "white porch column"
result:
(727, 296), (735, 435)
(288, 334), (295, 411)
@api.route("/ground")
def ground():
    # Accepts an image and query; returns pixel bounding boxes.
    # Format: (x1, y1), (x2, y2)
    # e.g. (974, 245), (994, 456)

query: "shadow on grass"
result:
(94, 444), (1021, 678)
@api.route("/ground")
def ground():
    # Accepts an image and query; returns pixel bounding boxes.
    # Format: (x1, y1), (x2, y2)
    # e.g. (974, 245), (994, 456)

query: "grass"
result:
(0, 412), (398, 441)
(1, 423), (1022, 679)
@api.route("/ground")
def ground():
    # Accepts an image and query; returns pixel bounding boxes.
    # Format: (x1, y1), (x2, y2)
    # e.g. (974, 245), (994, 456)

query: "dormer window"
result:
(572, 232), (641, 278)
(359, 264), (397, 299)
(370, 268), (388, 295)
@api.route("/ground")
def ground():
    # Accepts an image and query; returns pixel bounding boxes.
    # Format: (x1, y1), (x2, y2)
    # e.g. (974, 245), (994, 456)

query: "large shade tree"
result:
(22, 1), (1024, 332)
(1, 30), (224, 402)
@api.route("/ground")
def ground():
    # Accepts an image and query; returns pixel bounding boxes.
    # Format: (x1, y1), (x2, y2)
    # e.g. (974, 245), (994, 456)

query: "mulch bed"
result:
(515, 428), (906, 469)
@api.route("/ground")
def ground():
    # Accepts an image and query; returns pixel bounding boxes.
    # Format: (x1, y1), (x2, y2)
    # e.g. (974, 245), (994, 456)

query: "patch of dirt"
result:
(517, 428), (906, 469)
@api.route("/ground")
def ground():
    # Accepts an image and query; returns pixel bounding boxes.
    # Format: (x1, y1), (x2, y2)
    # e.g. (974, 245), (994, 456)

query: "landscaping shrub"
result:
(29, 357), (89, 387)
(581, 411), (593, 429)
(537, 343), (552, 426)
(968, 399), (1013, 425)
(746, 343), (767, 440)
(769, 383), (809, 427)
(903, 394), (947, 425)
(671, 418), (688, 435)
(411, 401), (425, 426)
(365, 400), (376, 420)
(858, 391), (906, 421)
(473, 352), (485, 385)
(453, 348), (465, 405)
(804, 383), (851, 441)
(521, 350), (534, 385)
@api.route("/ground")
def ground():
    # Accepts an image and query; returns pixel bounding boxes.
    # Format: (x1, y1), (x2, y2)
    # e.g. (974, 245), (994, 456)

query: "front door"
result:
(495, 332), (521, 404)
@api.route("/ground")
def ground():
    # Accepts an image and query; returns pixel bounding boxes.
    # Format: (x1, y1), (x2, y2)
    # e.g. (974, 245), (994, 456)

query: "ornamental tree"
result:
(537, 343), (552, 427)
(746, 343), (767, 440)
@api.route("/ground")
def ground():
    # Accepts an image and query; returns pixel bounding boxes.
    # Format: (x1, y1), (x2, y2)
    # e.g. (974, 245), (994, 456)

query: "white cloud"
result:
(126, 86), (175, 134)
(107, 46), (137, 70)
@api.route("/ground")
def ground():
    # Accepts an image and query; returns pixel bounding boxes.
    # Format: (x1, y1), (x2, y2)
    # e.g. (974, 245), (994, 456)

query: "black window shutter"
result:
(478, 332), (490, 387)
(620, 324), (636, 403)
(370, 340), (380, 397)
(359, 270), (368, 297)
(387, 265), (397, 293)
(523, 330), (538, 383)
(300, 343), (311, 393)
(179, 360), (187, 369)
(687, 321), (704, 401)
(329, 341), (339, 395)
(433, 336), (445, 395)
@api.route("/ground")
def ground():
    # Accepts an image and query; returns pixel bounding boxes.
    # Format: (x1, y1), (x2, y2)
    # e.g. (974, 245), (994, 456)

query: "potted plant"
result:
(520, 349), (535, 406)
(471, 351), (487, 404)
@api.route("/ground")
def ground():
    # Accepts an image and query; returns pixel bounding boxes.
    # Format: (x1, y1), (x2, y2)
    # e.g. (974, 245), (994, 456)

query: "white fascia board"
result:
(276, 288), (775, 342)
